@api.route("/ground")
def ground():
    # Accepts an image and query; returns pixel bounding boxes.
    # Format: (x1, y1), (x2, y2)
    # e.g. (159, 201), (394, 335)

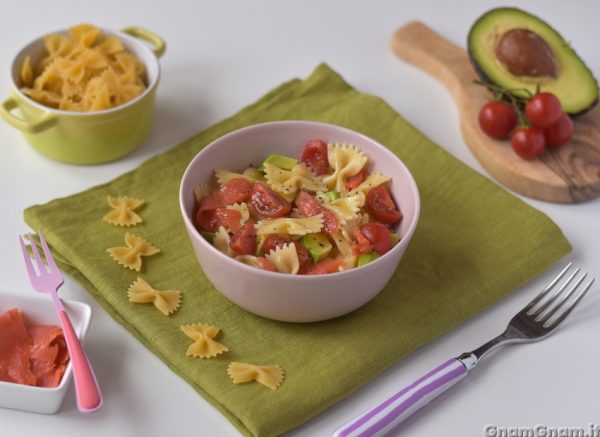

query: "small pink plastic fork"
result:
(19, 232), (102, 413)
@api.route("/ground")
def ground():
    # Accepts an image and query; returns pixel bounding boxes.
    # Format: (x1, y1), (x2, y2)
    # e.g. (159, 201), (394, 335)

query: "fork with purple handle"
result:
(334, 263), (594, 437)
(19, 232), (102, 413)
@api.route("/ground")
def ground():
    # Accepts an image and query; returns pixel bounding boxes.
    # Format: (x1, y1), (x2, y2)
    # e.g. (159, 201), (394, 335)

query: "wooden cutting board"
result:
(390, 21), (600, 204)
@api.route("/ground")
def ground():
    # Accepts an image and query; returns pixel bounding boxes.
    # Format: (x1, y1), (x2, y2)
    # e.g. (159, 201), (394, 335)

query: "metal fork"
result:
(19, 232), (103, 413)
(334, 263), (595, 437)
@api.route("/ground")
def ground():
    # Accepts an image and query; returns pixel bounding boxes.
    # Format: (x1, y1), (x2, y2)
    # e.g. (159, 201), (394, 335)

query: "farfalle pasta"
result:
(266, 243), (300, 275)
(103, 196), (144, 226)
(180, 323), (228, 359)
(193, 139), (404, 275)
(255, 215), (324, 237)
(19, 24), (147, 112)
(264, 162), (327, 195)
(127, 277), (181, 315)
(107, 233), (160, 271)
(323, 143), (368, 193)
(227, 362), (284, 390)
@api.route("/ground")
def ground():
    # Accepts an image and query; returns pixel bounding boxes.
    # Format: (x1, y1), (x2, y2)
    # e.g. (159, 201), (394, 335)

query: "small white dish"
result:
(0, 291), (91, 414)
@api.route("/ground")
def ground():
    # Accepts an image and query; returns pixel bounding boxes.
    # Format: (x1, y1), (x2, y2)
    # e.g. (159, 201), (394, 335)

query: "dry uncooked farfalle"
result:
(227, 362), (284, 390)
(127, 277), (181, 315)
(103, 196), (144, 227)
(107, 233), (160, 271)
(180, 323), (229, 359)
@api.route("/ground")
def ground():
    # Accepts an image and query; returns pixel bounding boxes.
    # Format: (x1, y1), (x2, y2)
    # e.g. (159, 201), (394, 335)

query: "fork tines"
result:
(526, 262), (595, 328)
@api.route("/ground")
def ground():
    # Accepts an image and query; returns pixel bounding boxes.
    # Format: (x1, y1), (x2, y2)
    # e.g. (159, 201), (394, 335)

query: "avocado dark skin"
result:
(467, 8), (599, 117)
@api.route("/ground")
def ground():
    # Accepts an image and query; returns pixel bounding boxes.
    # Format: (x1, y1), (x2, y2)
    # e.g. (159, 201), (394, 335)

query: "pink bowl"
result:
(179, 121), (420, 322)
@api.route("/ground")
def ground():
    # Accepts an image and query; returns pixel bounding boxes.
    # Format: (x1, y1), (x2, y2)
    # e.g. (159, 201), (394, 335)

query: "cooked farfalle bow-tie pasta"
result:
(193, 139), (404, 275)
(20, 23), (147, 112)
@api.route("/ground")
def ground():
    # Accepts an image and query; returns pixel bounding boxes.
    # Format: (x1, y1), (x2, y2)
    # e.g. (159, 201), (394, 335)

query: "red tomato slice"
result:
(220, 178), (253, 204)
(257, 257), (277, 272)
(249, 184), (292, 218)
(230, 222), (257, 255)
(352, 228), (373, 253)
(300, 139), (330, 176)
(196, 208), (242, 233)
(359, 223), (393, 255)
(294, 190), (339, 235)
(345, 169), (366, 191)
(262, 235), (291, 255)
(262, 235), (311, 272)
(198, 193), (225, 211)
(366, 186), (403, 224)
(307, 258), (343, 275)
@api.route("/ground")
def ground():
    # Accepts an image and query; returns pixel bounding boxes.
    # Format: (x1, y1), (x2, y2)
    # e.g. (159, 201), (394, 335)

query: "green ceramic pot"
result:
(0, 26), (165, 165)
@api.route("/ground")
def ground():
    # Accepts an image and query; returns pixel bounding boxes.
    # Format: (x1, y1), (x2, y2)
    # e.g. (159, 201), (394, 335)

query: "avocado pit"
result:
(495, 28), (557, 78)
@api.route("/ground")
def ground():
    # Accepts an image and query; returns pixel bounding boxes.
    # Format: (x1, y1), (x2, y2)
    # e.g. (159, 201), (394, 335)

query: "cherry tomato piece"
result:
(196, 208), (242, 233)
(262, 235), (291, 255)
(345, 169), (367, 191)
(220, 177), (253, 204)
(511, 127), (546, 160)
(300, 139), (330, 176)
(262, 235), (311, 272)
(249, 184), (291, 218)
(352, 228), (373, 254)
(525, 92), (563, 129)
(229, 223), (257, 255)
(294, 190), (338, 235)
(365, 186), (403, 224)
(307, 258), (343, 275)
(197, 193), (225, 211)
(359, 223), (393, 255)
(478, 101), (518, 139)
(543, 113), (574, 148)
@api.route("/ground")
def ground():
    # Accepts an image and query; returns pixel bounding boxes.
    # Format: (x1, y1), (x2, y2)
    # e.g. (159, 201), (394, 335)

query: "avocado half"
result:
(468, 7), (599, 115)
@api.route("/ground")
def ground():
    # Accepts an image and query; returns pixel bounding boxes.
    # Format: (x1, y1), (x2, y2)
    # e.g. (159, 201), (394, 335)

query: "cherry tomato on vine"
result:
(543, 113), (574, 148)
(511, 127), (546, 160)
(525, 92), (563, 129)
(478, 101), (518, 139)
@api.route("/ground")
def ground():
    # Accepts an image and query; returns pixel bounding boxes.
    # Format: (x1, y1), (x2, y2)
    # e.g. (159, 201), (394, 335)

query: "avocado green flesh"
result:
(263, 154), (298, 171)
(300, 233), (332, 263)
(468, 7), (598, 115)
(322, 191), (341, 202)
(390, 232), (399, 246)
(358, 252), (379, 267)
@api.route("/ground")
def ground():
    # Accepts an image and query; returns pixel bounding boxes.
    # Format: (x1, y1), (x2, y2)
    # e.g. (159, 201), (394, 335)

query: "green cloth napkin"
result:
(24, 64), (571, 437)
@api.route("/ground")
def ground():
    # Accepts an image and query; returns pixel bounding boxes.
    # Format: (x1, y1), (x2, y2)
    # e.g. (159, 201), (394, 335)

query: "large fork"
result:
(19, 232), (102, 413)
(334, 263), (595, 437)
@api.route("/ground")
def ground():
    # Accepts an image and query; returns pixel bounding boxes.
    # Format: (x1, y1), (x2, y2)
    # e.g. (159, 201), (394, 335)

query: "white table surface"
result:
(1, 1), (599, 436)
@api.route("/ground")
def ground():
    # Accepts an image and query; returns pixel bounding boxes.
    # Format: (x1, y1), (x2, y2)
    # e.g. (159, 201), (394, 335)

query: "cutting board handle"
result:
(390, 21), (474, 103)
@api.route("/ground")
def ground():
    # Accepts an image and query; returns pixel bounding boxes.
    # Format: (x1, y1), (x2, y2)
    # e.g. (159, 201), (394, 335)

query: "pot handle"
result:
(0, 96), (57, 134)
(122, 26), (166, 58)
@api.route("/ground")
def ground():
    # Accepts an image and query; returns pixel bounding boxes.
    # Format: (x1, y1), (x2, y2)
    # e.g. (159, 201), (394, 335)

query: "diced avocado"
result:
(201, 231), (215, 243)
(322, 191), (341, 202)
(468, 7), (598, 115)
(357, 252), (379, 267)
(263, 154), (298, 171)
(390, 232), (399, 246)
(300, 233), (332, 263)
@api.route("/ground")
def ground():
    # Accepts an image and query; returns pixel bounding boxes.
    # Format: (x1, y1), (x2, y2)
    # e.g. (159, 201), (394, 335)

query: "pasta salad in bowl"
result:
(180, 121), (420, 322)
